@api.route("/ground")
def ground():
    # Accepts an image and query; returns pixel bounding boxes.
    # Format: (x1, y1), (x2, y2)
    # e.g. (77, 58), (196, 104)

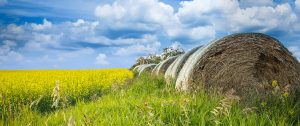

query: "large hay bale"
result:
(151, 62), (161, 75)
(133, 64), (155, 73)
(138, 64), (157, 76)
(176, 33), (300, 97)
(153, 56), (179, 75)
(165, 45), (203, 85)
(133, 65), (142, 72)
(136, 64), (147, 73)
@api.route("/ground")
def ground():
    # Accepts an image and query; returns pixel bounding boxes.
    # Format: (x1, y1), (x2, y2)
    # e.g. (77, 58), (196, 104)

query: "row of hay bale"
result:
(133, 64), (157, 76)
(133, 33), (300, 98)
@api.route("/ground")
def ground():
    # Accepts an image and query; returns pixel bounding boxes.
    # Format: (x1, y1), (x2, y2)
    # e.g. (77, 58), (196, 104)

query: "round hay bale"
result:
(176, 33), (300, 97)
(165, 45), (203, 85)
(153, 56), (179, 75)
(138, 64), (157, 76)
(132, 65), (142, 72)
(151, 63), (160, 74)
(136, 64), (147, 73)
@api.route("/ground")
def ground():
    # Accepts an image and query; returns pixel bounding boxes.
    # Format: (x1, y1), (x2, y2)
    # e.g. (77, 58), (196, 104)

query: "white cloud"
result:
(0, 40), (23, 63)
(114, 35), (161, 56)
(1, 0), (300, 69)
(6, 24), (24, 34)
(24, 41), (43, 50)
(1, 19), (101, 51)
(178, 0), (239, 16)
(58, 48), (95, 61)
(229, 3), (297, 32)
(69, 19), (99, 34)
(94, 0), (217, 43)
(296, 0), (300, 10)
(23, 32), (63, 51)
(93, 0), (299, 44)
(94, 0), (177, 35)
(189, 26), (216, 41)
(32, 33), (54, 43)
(177, 0), (298, 35)
(96, 53), (109, 65)
(1, 18), (162, 60)
(95, 4), (126, 20)
(95, 0), (174, 25)
(169, 41), (183, 50)
(84, 34), (160, 48)
(73, 19), (86, 27)
(115, 42), (160, 56)
(288, 46), (300, 61)
(32, 19), (52, 31)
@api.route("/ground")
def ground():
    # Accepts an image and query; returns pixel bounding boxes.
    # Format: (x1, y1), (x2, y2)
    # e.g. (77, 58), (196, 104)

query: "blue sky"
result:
(1, 0), (300, 69)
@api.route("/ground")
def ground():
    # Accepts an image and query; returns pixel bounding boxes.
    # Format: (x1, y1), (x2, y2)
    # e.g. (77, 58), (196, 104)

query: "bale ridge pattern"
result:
(133, 65), (142, 72)
(153, 56), (179, 75)
(176, 33), (300, 97)
(138, 64), (157, 76)
(165, 46), (202, 85)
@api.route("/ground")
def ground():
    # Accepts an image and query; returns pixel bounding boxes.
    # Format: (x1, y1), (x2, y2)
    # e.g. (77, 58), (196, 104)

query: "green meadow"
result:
(2, 73), (299, 126)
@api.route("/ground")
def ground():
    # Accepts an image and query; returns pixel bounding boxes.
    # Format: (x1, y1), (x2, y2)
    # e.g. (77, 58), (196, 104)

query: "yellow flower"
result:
(272, 80), (278, 87)
(0, 69), (133, 111)
(283, 92), (289, 98)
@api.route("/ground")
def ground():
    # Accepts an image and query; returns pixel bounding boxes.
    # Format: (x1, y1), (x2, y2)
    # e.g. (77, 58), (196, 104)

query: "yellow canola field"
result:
(0, 69), (133, 113)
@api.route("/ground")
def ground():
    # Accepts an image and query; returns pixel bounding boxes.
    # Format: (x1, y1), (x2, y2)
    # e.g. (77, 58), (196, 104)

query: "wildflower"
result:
(272, 80), (278, 87)
(282, 92), (289, 98)
(261, 102), (267, 107)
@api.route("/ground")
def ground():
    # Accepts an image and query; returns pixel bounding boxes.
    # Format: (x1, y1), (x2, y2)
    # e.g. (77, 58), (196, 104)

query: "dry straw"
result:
(165, 45), (203, 85)
(138, 64), (157, 76)
(133, 65), (142, 72)
(176, 33), (300, 97)
(152, 56), (179, 75)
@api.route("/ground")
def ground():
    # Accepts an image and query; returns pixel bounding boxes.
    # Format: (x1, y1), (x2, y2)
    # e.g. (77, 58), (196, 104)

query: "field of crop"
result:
(2, 73), (300, 125)
(0, 69), (133, 120)
(1, 69), (299, 125)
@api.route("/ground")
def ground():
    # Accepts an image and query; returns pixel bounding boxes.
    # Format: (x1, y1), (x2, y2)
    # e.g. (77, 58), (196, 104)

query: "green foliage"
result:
(161, 46), (184, 60)
(130, 54), (161, 70)
(3, 73), (299, 125)
(131, 43), (184, 69)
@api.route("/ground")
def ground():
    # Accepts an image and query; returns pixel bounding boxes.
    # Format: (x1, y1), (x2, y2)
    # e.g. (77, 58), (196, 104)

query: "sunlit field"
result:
(2, 73), (299, 125)
(0, 69), (133, 120)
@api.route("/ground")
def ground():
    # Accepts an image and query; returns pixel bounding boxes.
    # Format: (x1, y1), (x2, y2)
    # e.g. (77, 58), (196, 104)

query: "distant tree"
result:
(146, 54), (161, 64)
(161, 42), (184, 60)
(130, 54), (157, 69)
(130, 42), (185, 69)
(131, 54), (161, 69)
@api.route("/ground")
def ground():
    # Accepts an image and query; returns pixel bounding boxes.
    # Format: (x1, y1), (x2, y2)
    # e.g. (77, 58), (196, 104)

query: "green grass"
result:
(2, 74), (300, 125)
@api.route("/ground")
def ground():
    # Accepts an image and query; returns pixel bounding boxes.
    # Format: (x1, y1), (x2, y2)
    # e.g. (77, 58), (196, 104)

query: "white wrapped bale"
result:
(138, 64), (157, 76)
(176, 33), (300, 98)
(165, 46), (202, 85)
(176, 44), (211, 91)
(133, 65), (142, 72)
(153, 56), (179, 75)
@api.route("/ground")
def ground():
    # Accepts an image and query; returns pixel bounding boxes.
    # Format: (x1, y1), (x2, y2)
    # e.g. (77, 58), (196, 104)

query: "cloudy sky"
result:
(1, 0), (300, 69)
